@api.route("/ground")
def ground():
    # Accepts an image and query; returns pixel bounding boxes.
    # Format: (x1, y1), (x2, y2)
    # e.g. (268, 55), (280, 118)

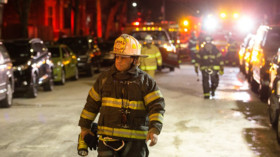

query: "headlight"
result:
(56, 61), (61, 67)
(203, 16), (218, 32)
(237, 16), (254, 33)
(13, 60), (31, 71)
(277, 81), (280, 96)
(163, 44), (176, 52)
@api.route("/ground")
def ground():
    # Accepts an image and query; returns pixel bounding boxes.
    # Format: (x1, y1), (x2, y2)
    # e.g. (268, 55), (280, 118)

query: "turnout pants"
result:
(201, 69), (219, 97)
(97, 139), (149, 157)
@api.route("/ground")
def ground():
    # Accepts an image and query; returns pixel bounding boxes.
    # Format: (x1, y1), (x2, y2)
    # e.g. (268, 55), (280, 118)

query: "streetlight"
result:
(132, 2), (137, 7)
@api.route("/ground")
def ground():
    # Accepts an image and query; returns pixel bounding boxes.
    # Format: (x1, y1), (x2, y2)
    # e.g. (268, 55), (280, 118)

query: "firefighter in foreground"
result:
(140, 35), (162, 78)
(188, 31), (199, 64)
(78, 34), (165, 156)
(195, 35), (224, 99)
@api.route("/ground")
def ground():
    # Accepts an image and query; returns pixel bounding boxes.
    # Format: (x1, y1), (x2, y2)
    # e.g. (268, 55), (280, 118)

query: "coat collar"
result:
(109, 64), (140, 80)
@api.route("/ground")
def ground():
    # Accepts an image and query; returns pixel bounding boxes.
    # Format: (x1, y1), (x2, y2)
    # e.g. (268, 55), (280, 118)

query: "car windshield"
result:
(4, 43), (31, 59)
(48, 47), (60, 57)
(57, 37), (90, 55)
(131, 31), (169, 42)
(264, 29), (280, 56)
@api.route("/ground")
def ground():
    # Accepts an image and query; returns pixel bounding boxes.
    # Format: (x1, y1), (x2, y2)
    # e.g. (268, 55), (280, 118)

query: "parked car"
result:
(4, 38), (54, 98)
(238, 33), (255, 74)
(47, 44), (79, 85)
(268, 48), (280, 144)
(57, 36), (102, 76)
(250, 25), (280, 102)
(0, 41), (14, 107)
(243, 35), (256, 81)
(98, 40), (115, 66)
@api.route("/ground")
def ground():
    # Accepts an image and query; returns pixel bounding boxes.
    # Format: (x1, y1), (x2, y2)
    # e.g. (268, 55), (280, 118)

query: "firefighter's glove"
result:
(194, 65), (199, 74)
(146, 128), (159, 147)
(84, 133), (98, 150)
(84, 123), (98, 151)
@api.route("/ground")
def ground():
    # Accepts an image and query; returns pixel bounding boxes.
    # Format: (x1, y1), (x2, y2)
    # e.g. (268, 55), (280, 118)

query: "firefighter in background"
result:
(188, 31), (199, 64)
(225, 32), (239, 66)
(195, 35), (224, 99)
(140, 35), (162, 78)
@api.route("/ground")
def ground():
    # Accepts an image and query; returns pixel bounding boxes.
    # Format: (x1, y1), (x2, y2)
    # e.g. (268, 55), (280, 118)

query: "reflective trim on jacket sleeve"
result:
(102, 97), (146, 110)
(89, 87), (101, 101)
(203, 55), (208, 59)
(140, 65), (158, 71)
(98, 126), (148, 140)
(216, 53), (222, 57)
(149, 113), (164, 123)
(156, 52), (162, 65)
(144, 90), (163, 105)
(81, 109), (97, 121)
(213, 65), (220, 70)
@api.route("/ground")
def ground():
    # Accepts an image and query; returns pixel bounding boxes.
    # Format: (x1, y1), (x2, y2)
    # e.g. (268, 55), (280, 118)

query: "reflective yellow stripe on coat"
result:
(140, 65), (158, 71)
(102, 97), (145, 110)
(144, 90), (163, 105)
(98, 126), (148, 140)
(149, 113), (164, 123)
(81, 109), (97, 121)
(155, 51), (162, 65)
(89, 87), (101, 101)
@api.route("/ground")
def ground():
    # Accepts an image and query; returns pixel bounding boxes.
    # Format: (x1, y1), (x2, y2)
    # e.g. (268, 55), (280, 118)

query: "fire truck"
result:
(123, 21), (180, 71)
(200, 11), (258, 65)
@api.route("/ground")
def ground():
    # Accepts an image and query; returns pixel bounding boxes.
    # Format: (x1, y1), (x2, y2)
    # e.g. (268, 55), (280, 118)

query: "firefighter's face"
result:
(115, 55), (133, 72)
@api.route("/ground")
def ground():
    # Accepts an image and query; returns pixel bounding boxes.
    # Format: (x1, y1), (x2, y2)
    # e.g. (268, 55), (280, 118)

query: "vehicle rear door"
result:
(32, 42), (49, 84)
(0, 46), (6, 99)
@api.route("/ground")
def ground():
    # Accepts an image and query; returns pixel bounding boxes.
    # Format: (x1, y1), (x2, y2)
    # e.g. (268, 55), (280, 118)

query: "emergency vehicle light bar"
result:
(135, 27), (163, 31)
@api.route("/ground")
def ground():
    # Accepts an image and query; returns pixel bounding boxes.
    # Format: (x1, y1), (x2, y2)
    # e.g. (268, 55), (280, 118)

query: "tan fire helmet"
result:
(111, 34), (148, 57)
(145, 34), (153, 44)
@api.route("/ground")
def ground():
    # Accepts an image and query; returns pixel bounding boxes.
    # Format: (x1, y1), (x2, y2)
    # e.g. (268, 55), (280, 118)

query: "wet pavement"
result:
(0, 64), (279, 157)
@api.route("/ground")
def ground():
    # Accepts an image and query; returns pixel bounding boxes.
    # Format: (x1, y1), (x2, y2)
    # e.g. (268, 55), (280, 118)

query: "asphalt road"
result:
(0, 64), (280, 157)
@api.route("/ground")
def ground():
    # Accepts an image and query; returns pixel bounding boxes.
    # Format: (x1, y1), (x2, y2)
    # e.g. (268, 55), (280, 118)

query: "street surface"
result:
(1, 64), (280, 157)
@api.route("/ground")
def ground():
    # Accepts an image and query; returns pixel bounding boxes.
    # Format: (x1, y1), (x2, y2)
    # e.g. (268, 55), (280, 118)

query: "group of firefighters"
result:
(76, 30), (236, 156)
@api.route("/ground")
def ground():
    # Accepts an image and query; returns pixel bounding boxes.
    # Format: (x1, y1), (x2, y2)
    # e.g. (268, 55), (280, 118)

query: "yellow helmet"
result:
(111, 34), (148, 57)
(145, 34), (153, 44)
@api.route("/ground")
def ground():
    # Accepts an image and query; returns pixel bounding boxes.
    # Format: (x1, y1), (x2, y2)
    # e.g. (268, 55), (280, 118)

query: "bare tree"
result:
(13, 0), (32, 38)
(72, 0), (80, 36)
(103, 0), (127, 40)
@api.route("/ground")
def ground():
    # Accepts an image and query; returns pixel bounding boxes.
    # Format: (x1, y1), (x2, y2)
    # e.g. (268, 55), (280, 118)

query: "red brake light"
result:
(132, 22), (140, 26)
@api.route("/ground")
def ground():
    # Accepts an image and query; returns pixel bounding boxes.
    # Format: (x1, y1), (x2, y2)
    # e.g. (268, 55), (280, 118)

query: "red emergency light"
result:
(132, 21), (140, 26)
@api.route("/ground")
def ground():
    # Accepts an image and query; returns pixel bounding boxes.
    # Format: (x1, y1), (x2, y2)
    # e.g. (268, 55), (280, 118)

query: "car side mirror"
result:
(31, 51), (39, 58)
(272, 55), (278, 64)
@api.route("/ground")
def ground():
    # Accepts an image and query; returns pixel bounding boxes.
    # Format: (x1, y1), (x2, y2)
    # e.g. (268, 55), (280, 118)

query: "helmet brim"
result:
(110, 51), (148, 58)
